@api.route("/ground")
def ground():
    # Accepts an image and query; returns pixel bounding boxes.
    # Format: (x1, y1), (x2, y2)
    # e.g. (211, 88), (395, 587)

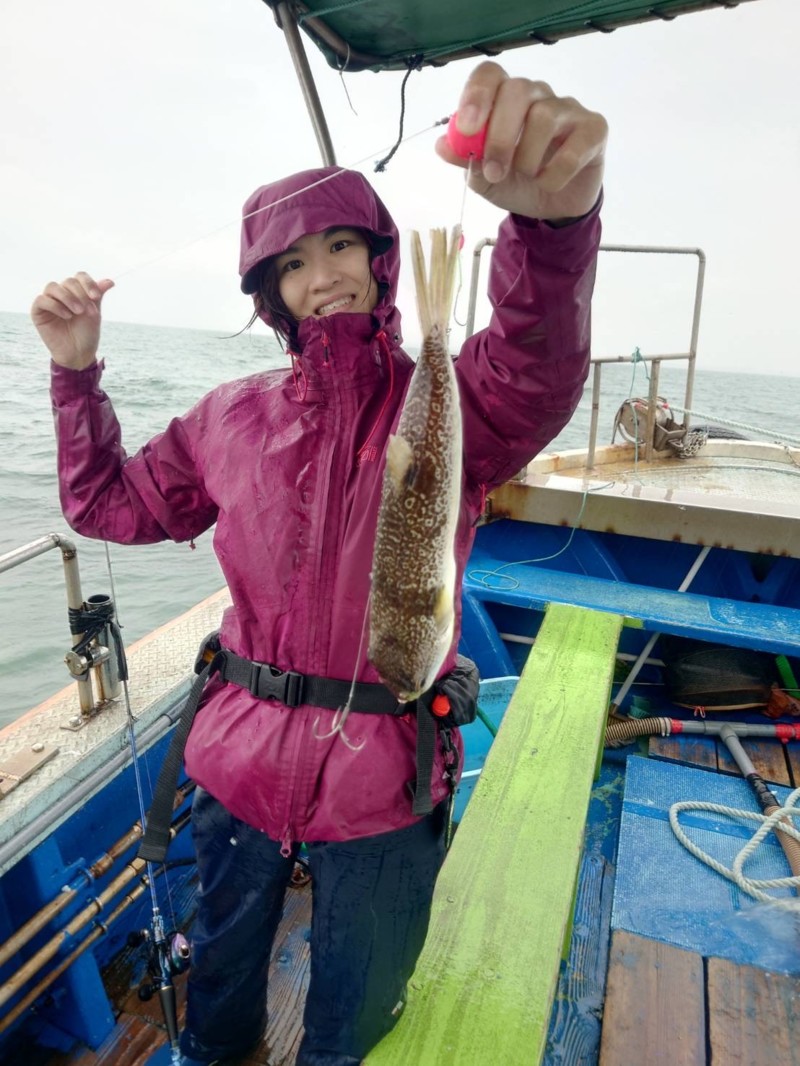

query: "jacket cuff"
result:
(50, 359), (104, 403)
(508, 189), (603, 255)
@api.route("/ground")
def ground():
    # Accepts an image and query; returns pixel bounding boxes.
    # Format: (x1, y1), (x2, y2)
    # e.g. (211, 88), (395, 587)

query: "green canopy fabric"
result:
(270, 0), (759, 72)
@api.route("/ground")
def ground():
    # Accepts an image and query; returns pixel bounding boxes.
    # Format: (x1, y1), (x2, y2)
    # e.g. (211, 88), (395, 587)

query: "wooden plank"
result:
(708, 957), (800, 1066)
(649, 734), (719, 770)
(716, 737), (792, 786)
(59, 1012), (169, 1066)
(250, 885), (312, 1065)
(46, 881), (312, 1066)
(787, 744), (800, 788)
(545, 852), (615, 1065)
(599, 930), (705, 1066)
(366, 604), (622, 1066)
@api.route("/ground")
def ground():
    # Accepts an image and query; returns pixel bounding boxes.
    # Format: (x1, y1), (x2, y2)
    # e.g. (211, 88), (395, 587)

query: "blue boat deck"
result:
(24, 730), (800, 1066)
(5, 519), (800, 1065)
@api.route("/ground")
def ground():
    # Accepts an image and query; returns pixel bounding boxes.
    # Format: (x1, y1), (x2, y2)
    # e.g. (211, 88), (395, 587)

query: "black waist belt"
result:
(218, 649), (406, 715)
(138, 646), (439, 865)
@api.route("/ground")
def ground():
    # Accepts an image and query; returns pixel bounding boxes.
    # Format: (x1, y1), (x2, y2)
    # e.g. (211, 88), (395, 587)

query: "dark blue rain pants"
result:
(180, 788), (446, 1065)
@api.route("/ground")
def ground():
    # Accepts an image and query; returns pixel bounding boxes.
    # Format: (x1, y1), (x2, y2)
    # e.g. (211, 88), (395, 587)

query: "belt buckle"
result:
(249, 663), (304, 707)
(282, 670), (304, 708)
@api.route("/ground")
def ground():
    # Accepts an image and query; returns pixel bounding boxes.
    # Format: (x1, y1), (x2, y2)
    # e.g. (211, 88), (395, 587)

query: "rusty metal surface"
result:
(492, 442), (800, 559)
(0, 744), (59, 798)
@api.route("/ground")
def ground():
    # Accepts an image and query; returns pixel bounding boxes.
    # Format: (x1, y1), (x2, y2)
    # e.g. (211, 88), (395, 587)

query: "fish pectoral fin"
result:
(432, 583), (454, 624)
(385, 434), (417, 490)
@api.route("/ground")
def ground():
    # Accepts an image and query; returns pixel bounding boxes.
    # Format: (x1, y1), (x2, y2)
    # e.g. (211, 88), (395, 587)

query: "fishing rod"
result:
(98, 545), (190, 1065)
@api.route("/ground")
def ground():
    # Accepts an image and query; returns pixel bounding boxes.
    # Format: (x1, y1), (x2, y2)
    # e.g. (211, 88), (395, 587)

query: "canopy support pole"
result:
(274, 2), (337, 166)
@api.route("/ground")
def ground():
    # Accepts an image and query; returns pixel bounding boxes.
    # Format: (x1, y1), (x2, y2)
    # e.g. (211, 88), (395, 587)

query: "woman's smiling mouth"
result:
(316, 295), (355, 316)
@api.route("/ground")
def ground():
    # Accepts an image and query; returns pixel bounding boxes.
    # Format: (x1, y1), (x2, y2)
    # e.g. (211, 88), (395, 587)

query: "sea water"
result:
(0, 310), (796, 725)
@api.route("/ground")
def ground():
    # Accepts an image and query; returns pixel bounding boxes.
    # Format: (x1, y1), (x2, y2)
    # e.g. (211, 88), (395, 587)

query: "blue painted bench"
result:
(463, 544), (800, 659)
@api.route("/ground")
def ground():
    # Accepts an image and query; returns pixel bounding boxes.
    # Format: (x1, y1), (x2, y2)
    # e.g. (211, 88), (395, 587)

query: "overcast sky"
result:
(2, 0), (796, 374)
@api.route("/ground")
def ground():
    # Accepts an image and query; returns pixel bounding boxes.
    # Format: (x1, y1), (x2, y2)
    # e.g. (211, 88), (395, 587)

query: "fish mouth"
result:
(315, 295), (355, 316)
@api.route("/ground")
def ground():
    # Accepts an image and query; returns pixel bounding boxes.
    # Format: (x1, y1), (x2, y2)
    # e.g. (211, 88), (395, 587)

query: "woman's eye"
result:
(331, 239), (351, 253)
(281, 259), (302, 273)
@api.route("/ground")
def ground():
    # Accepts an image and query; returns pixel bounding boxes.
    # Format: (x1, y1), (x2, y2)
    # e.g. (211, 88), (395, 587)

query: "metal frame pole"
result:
(275, 2), (337, 166)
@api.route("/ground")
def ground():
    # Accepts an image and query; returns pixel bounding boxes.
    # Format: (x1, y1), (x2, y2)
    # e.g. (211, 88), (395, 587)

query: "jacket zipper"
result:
(282, 326), (343, 847)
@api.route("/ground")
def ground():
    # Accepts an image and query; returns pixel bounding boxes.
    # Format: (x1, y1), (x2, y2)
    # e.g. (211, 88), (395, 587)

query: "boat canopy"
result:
(266, 0), (759, 72)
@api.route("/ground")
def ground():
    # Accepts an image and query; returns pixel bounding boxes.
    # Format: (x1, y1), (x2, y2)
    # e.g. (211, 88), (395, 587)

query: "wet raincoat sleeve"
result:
(49, 360), (218, 544)
(456, 200), (602, 490)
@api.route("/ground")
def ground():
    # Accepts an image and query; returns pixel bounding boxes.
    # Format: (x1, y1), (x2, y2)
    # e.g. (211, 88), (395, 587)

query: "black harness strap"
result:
(411, 702), (436, 817)
(138, 652), (224, 863)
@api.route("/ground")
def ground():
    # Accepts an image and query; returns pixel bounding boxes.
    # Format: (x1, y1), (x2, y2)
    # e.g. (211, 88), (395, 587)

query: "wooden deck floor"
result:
(42, 880), (312, 1066)
(599, 733), (800, 1066)
(27, 731), (800, 1066)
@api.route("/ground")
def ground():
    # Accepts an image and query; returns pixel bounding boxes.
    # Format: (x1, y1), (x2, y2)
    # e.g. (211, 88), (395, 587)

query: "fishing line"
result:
(451, 156), (473, 328)
(102, 542), (181, 942)
(102, 543), (162, 913)
(103, 541), (185, 1063)
(467, 480), (616, 591)
(312, 591), (372, 751)
(112, 118), (450, 283)
(102, 545), (183, 946)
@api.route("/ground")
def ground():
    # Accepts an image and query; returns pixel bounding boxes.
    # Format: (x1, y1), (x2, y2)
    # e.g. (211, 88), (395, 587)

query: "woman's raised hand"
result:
(31, 272), (115, 369)
(436, 61), (607, 223)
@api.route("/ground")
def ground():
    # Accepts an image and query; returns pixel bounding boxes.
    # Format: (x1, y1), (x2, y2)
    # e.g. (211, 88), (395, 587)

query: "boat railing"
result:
(465, 240), (707, 465)
(0, 534), (120, 718)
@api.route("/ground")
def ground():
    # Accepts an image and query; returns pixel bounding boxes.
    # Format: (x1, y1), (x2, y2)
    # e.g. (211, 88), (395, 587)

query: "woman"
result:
(32, 62), (606, 1066)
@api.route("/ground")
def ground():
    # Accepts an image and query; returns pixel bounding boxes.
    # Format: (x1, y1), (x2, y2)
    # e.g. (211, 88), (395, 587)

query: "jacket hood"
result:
(239, 167), (401, 340)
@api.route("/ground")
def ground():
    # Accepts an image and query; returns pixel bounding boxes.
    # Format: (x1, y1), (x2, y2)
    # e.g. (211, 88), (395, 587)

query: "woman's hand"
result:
(31, 272), (115, 370)
(436, 61), (607, 222)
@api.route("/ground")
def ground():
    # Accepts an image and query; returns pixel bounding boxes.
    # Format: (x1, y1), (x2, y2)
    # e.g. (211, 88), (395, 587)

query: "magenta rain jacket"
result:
(50, 167), (601, 853)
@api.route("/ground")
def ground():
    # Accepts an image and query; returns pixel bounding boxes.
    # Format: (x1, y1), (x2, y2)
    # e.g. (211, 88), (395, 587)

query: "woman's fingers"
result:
(31, 274), (114, 369)
(440, 61), (607, 220)
(482, 78), (557, 184)
(512, 98), (608, 187)
(533, 115), (608, 193)
(34, 274), (113, 319)
(454, 60), (508, 136)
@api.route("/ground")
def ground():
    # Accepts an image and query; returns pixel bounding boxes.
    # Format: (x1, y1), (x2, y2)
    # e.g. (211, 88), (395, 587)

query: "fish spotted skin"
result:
(369, 323), (462, 702)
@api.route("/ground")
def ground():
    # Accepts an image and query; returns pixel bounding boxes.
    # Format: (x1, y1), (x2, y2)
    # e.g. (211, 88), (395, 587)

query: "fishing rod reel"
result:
(130, 924), (191, 1002)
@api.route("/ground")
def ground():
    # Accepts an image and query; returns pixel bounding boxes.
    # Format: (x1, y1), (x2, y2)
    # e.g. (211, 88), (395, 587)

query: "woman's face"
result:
(275, 227), (379, 324)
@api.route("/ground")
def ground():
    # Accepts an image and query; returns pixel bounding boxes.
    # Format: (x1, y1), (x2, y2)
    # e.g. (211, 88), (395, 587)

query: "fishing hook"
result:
(312, 705), (366, 751)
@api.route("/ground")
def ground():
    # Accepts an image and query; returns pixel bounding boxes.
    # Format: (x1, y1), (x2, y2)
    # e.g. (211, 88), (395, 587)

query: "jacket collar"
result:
(289, 313), (410, 401)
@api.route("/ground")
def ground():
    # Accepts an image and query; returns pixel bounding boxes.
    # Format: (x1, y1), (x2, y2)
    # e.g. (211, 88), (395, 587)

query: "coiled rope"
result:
(670, 788), (800, 905)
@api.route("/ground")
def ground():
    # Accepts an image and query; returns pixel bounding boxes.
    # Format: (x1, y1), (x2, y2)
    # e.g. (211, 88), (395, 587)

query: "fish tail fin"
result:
(410, 226), (462, 345)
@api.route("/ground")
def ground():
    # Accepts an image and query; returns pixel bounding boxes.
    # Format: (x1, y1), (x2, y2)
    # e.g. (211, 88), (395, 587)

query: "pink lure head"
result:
(446, 113), (488, 161)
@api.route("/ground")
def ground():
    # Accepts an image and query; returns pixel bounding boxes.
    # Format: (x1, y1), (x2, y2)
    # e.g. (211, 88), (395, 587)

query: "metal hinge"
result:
(0, 744), (60, 799)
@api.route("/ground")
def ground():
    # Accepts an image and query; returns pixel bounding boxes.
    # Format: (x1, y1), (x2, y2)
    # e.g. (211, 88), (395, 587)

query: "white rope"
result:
(669, 787), (800, 905)
(671, 406), (800, 448)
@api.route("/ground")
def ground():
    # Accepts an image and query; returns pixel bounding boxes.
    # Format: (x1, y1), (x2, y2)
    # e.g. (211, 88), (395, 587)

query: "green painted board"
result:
(366, 603), (622, 1066)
